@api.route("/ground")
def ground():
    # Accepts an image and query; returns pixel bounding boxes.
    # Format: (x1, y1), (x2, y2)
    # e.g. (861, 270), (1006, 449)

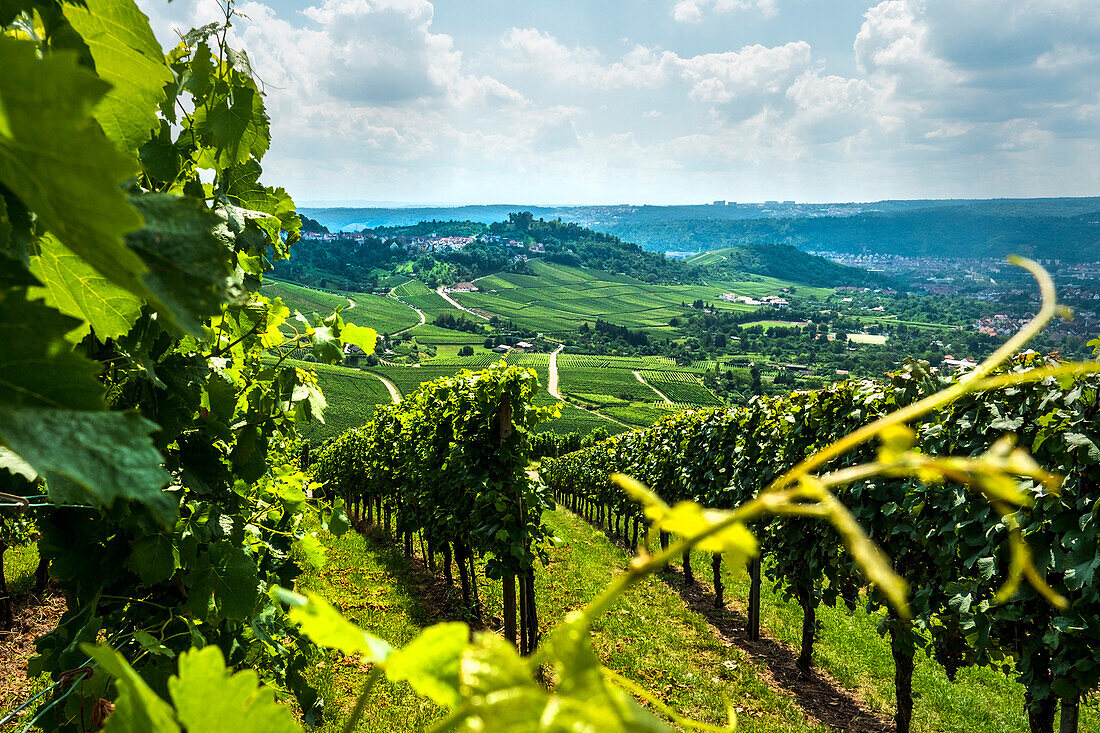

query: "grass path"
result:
(386, 283), (426, 335)
(299, 511), (826, 732)
(634, 369), (673, 404)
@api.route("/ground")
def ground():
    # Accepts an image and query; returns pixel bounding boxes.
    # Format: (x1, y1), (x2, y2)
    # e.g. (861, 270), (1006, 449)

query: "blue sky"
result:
(140, 0), (1100, 206)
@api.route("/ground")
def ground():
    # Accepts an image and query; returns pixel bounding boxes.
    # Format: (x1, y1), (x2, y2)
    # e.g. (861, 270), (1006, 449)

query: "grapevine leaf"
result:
(0, 295), (106, 410)
(0, 37), (149, 301)
(29, 232), (144, 340)
(168, 646), (300, 733)
(323, 500), (351, 537)
(133, 630), (175, 658)
(188, 541), (260, 620)
(0, 407), (175, 524)
(383, 622), (468, 707)
(340, 324), (378, 354)
(295, 533), (326, 569)
(194, 81), (270, 169)
(62, 0), (173, 157)
(221, 160), (300, 254)
(275, 588), (393, 662)
(82, 644), (181, 733)
(126, 193), (237, 336)
(127, 533), (180, 585)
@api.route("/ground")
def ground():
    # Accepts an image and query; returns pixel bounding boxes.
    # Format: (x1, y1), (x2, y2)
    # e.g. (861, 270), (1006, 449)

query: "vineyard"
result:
(1, 2), (1098, 733)
(541, 351), (1100, 732)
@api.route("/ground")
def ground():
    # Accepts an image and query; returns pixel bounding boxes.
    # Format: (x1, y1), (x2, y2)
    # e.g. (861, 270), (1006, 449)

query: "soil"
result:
(0, 587), (66, 721)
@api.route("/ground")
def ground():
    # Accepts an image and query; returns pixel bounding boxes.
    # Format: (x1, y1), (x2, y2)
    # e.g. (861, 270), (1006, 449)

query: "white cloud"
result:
(671, 0), (780, 23)
(136, 0), (1100, 204)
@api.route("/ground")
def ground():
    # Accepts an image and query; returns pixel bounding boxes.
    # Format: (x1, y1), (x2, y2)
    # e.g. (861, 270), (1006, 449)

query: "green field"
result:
(391, 279), (464, 321)
(450, 261), (821, 336)
(263, 280), (420, 334)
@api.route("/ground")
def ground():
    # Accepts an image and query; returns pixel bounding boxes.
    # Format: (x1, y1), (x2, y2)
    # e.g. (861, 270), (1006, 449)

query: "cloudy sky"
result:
(139, 0), (1100, 206)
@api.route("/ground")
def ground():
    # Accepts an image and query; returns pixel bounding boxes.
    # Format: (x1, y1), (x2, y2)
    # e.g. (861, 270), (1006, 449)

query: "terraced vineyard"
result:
(640, 369), (722, 405)
(391, 279), (464, 320)
(291, 360), (395, 442)
(451, 260), (800, 335)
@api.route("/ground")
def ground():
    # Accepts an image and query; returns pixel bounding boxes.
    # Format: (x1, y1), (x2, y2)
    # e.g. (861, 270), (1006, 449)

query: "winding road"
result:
(547, 344), (564, 399)
(436, 286), (489, 320)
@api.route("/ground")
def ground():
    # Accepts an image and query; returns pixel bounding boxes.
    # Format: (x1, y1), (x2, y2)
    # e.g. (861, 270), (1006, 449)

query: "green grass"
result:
(295, 527), (443, 731)
(4, 541), (40, 596)
(299, 510), (825, 732)
(657, 543), (1100, 733)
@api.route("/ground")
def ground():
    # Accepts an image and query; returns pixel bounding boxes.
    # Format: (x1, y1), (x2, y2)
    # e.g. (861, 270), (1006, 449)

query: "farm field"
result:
(451, 261), (825, 336)
(640, 369), (723, 405)
(847, 332), (890, 345)
(391, 279), (464, 321)
(263, 280), (420, 334)
(285, 359), (395, 442)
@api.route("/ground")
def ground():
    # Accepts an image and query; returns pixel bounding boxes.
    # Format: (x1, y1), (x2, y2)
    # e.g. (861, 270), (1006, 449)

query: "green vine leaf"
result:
(0, 36), (149, 301)
(168, 646), (300, 733)
(63, 0), (173, 157)
(83, 645), (181, 733)
(29, 232), (144, 340)
(0, 407), (174, 523)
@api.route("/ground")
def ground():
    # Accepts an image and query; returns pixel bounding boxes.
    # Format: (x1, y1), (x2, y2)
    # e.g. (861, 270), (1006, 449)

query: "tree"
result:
(459, 345), (474, 356)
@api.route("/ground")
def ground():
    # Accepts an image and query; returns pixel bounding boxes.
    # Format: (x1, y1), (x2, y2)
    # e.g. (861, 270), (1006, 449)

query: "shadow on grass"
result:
(350, 519), (489, 632)
(659, 564), (893, 733)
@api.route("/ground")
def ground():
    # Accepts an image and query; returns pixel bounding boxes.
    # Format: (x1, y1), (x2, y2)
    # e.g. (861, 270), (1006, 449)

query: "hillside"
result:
(602, 206), (1100, 262)
(685, 243), (893, 288)
(302, 198), (1100, 262)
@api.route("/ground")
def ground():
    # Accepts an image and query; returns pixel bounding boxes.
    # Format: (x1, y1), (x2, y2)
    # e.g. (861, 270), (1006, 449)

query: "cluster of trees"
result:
(434, 313), (485, 334)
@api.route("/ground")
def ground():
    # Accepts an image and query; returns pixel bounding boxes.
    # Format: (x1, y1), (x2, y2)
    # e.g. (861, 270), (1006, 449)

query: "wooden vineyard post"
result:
(747, 556), (761, 641)
(500, 397), (520, 649)
(682, 549), (694, 585)
(711, 554), (724, 608)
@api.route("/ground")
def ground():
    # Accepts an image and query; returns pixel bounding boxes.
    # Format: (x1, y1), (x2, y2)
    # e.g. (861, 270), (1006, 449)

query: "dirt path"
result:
(435, 286), (489, 320)
(633, 370), (672, 404)
(547, 344), (564, 399)
(346, 296), (356, 309)
(373, 373), (401, 403)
